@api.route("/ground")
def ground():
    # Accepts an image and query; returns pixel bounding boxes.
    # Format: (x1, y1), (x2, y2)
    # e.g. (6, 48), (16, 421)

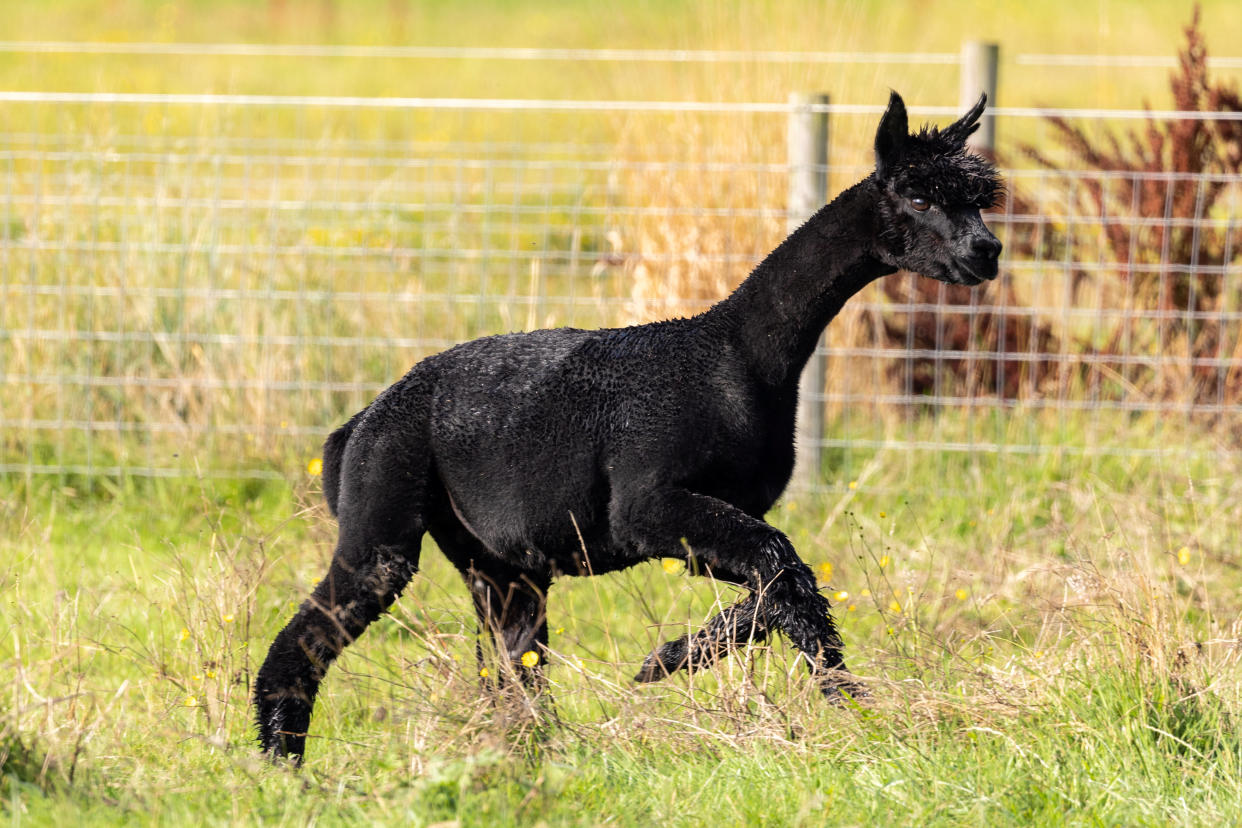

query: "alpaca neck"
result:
(709, 178), (895, 388)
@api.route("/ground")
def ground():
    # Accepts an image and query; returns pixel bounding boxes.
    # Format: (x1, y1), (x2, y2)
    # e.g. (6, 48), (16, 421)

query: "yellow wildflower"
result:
(846, 604), (857, 612)
(662, 558), (686, 575)
(889, 600), (902, 613)
(816, 561), (833, 584)
(1176, 546), (1192, 566)
(308, 457), (323, 476)
(833, 590), (849, 602)
(848, 480), (858, 490)
(955, 588), (968, 601)
(184, 695), (199, 708)
(520, 651), (539, 668)
(878, 555), (890, 569)
(479, 667), (490, 679)
(179, 628), (190, 642)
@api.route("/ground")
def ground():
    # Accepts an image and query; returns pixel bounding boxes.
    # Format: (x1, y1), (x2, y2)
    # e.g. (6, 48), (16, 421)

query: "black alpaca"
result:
(255, 91), (1003, 762)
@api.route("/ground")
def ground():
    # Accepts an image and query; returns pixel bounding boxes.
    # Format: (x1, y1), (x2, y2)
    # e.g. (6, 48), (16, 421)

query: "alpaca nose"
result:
(972, 235), (1002, 260)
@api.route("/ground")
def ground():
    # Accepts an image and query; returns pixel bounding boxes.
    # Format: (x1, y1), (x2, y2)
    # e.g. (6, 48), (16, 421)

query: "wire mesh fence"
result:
(1, 63), (1241, 487)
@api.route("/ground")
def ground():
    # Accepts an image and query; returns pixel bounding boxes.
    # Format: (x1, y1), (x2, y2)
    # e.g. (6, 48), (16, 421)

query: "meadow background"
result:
(4, 0), (1242, 824)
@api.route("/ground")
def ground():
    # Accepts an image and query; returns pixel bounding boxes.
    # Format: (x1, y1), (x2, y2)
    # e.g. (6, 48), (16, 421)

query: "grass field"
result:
(5, 411), (1242, 824)
(5, 1), (1242, 825)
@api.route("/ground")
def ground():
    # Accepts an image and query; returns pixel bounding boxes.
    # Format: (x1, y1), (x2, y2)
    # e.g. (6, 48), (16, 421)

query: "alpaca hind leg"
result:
(255, 435), (430, 760)
(254, 542), (418, 761)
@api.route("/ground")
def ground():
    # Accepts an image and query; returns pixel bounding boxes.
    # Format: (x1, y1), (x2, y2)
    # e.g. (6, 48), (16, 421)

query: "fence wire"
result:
(1, 89), (1240, 486)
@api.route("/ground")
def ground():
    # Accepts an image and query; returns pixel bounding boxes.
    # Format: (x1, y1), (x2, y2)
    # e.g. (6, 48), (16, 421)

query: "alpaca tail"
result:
(321, 409), (365, 517)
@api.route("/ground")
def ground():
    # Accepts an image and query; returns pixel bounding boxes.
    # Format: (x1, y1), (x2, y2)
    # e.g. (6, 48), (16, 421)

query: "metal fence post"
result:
(960, 40), (999, 154)
(788, 92), (830, 490)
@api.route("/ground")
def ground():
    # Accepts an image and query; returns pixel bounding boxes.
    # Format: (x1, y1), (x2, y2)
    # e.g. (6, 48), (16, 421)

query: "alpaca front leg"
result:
(639, 546), (855, 694)
(616, 486), (854, 694)
(746, 536), (855, 693)
(634, 593), (769, 681)
(254, 545), (417, 762)
(465, 568), (550, 688)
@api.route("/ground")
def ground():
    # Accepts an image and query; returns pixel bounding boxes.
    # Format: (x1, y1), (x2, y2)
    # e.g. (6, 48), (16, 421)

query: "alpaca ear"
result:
(944, 92), (987, 146)
(874, 90), (908, 178)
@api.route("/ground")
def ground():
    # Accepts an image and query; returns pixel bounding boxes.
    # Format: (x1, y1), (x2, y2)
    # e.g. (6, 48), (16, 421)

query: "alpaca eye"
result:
(910, 197), (931, 212)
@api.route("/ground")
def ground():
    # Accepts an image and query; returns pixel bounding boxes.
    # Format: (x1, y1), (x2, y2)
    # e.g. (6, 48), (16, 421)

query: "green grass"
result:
(4, 410), (1242, 825)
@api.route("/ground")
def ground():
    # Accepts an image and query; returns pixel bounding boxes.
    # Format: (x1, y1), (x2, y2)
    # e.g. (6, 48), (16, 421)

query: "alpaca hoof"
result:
(634, 637), (690, 683)
(255, 690), (312, 764)
(633, 654), (675, 683)
(259, 728), (307, 765)
(820, 672), (867, 703)
(263, 744), (306, 767)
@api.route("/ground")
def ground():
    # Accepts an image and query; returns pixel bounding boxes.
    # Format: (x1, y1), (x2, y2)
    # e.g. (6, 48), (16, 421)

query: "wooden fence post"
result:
(788, 92), (830, 490)
(960, 40), (999, 154)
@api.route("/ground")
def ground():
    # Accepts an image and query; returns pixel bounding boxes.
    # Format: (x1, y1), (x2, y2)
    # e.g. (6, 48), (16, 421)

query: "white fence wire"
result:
(3, 40), (1241, 69)
(2, 53), (1241, 487)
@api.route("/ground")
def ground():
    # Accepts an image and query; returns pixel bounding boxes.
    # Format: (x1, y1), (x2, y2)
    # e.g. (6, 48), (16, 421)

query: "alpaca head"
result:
(870, 91), (1003, 286)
